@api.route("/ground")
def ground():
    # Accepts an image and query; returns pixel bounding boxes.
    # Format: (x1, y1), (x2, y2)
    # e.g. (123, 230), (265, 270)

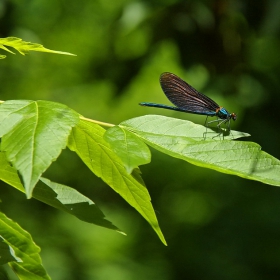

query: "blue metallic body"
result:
(140, 72), (237, 130)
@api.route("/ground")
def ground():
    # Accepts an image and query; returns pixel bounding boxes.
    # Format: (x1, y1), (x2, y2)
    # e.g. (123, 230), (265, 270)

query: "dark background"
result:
(1, 0), (280, 279)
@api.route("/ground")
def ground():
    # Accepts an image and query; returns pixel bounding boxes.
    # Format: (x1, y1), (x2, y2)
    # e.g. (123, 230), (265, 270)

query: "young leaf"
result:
(104, 125), (151, 173)
(68, 119), (167, 245)
(0, 37), (75, 57)
(0, 100), (80, 198)
(0, 212), (51, 280)
(121, 115), (280, 186)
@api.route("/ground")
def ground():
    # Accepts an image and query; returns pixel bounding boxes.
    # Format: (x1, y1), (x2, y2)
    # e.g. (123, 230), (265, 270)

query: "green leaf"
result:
(0, 151), (120, 232)
(0, 37), (75, 57)
(0, 212), (51, 280)
(68, 119), (166, 245)
(0, 152), (24, 193)
(38, 177), (123, 233)
(104, 126), (151, 173)
(121, 115), (280, 186)
(0, 266), (9, 280)
(121, 115), (250, 141)
(0, 238), (21, 265)
(0, 100), (80, 198)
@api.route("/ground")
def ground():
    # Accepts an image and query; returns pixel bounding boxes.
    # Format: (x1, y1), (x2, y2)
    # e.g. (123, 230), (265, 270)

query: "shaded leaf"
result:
(0, 152), (24, 192)
(104, 125), (151, 173)
(0, 37), (75, 57)
(38, 178), (123, 233)
(68, 119), (166, 245)
(0, 100), (80, 198)
(0, 266), (9, 280)
(0, 238), (20, 265)
(0, 151), (120, 232)
(121, 115), (280, 186)
(0, 212), (51, 280)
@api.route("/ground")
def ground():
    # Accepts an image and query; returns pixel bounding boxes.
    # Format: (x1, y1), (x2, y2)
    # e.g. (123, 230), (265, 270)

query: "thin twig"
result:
(80, 116), (115, 127)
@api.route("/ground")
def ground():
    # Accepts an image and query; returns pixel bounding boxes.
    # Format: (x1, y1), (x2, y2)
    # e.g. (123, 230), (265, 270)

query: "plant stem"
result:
(80, 116), (115, 127)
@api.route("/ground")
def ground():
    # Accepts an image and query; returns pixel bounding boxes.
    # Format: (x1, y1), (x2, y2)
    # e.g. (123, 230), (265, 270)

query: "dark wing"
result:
(160, 72), (219, 114)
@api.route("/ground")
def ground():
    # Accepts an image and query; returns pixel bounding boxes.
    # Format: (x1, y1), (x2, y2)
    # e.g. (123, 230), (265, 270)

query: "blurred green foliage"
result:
(1, 0), (280, 279)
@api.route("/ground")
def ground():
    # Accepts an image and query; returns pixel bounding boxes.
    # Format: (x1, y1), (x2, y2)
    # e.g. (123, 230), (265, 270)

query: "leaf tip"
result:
(117, 230), (127, 236)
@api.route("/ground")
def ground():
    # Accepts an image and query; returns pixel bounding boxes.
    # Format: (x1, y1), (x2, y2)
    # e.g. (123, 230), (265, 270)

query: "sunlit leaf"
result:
(68, 119), (166, 245)
(0, 37), (75, 58)
(0, 212), (51, 280)
(121, 115), (280, 186)
(0, 100), (80, 198)
(104, 125), (151, 173)
(121, 114), (249, 141)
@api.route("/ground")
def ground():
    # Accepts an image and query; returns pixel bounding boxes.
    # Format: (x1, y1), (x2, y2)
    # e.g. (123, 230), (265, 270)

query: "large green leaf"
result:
(68, 119), (166, 245)
(0, 37), (75, 58)
(0, 100), (80, 198)
(0, 152), (120, 232)
(120, 115), (280, 186)
(0, 212), (51, 280)
(104, 125), (151, 173)
(121, 115), (249, 141)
